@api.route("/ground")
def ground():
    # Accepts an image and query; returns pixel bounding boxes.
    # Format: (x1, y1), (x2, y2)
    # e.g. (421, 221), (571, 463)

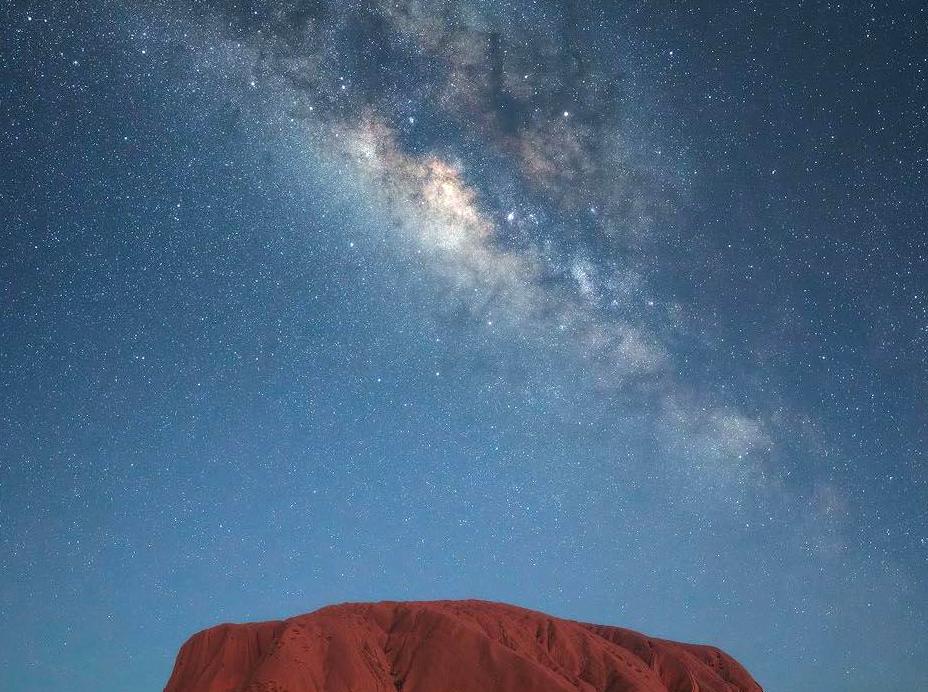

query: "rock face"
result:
(165, 600), (762, 692)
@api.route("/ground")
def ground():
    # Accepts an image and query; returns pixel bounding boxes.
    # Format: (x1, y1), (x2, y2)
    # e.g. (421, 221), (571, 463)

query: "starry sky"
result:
(2, 1), (927, 690)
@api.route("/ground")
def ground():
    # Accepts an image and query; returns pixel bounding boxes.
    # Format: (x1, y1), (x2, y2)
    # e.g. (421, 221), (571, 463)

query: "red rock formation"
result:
(165, 600), (761, 692)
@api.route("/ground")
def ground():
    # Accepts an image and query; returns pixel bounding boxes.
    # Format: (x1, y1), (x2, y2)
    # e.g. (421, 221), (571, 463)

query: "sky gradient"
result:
(2, 1), (927, 690)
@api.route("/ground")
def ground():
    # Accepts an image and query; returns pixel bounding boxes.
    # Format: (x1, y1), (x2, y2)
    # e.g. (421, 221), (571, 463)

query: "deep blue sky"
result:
(1, 1), (926, 690)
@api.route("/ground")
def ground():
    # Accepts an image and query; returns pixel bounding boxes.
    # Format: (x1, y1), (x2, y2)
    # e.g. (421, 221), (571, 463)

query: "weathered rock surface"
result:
(165, 600), (762, 692)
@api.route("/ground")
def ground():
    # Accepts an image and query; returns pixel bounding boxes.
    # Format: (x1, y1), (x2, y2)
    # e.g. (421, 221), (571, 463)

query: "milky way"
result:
(2, 2), (927, 690)
(175, 0), (775, 493)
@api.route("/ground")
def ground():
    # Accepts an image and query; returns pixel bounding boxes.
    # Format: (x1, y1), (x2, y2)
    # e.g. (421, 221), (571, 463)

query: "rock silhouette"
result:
(165, 600), (761, 692)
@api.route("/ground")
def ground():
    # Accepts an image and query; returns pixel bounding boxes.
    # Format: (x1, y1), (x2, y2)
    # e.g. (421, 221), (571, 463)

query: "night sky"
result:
(2, 1), (927, 690)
